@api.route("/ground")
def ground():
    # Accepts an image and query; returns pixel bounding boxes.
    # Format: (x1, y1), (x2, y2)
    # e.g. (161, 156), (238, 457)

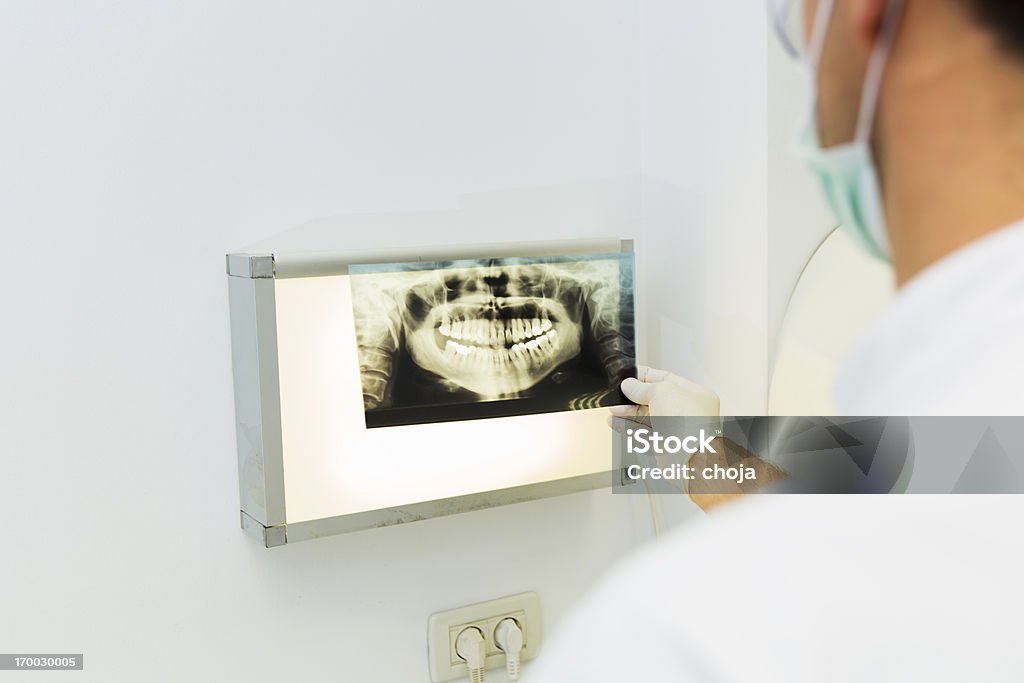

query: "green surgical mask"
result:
(793, 0), (906, 262)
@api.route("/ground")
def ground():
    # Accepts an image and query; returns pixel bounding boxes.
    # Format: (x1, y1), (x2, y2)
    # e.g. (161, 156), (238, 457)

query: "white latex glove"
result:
(608, 366), (720, 428)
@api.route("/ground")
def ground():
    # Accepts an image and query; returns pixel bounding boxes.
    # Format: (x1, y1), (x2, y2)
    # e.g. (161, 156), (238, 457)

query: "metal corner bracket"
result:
(226, 253), (275, 279)
(240, 510), (287, 548)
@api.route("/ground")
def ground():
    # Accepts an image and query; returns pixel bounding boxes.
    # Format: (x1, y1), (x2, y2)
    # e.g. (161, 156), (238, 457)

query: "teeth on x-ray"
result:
(439, 317), (552, 343)
(410, 295), (581, 398)
(442, 326), (559, 363)
(348, 254), (636, 428)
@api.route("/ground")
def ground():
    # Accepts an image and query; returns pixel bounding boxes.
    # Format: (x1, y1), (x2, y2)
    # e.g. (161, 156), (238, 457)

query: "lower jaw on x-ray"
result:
(349, 254), (636, 428)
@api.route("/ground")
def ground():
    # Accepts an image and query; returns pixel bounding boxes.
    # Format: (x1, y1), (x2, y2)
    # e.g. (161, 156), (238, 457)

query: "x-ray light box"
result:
(227, 238), (635, 547)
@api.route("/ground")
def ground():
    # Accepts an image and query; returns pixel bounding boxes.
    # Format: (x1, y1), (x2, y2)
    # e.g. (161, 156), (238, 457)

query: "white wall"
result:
(1, 1), (776, 681)
(639, 0), (770, 415)
(765, 32), (847, 376)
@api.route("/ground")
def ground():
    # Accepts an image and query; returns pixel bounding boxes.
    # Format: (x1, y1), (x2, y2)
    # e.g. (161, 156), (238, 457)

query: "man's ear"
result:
(848, 0), (887, 53)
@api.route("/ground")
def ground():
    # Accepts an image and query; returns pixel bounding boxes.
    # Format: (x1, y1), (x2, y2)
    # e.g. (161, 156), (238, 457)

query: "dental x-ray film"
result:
(349, 252), (637, 428)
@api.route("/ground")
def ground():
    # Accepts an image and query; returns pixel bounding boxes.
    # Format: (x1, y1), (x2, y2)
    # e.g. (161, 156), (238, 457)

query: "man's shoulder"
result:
(836, 220), (1024, 415)
(529, 497), (1024, 681)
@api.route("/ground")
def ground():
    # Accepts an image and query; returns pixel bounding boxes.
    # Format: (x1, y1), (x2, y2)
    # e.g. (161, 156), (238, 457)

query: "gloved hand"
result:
(608, 366), (720, 429)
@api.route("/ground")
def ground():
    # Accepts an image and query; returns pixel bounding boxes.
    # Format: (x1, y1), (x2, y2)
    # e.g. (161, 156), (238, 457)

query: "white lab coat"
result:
(835, 219), (1024, 415)
(525, 496), (1024, 681)
(527, 221), (1024, 681)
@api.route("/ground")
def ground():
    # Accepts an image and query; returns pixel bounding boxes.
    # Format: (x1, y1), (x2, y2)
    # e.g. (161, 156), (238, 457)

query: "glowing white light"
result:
(275, 275), (611, 524)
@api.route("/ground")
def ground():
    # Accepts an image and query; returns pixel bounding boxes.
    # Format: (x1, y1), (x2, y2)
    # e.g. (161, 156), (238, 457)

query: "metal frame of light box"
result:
(227, 238), (636, 547)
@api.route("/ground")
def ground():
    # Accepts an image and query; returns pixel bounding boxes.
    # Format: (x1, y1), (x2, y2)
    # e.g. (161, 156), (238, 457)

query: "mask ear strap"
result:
(855, 0), (907, 142)
(807, 0), (836, 72)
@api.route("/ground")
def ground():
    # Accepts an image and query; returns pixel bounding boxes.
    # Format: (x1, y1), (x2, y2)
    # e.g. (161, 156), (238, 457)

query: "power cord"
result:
(494, 618), (524, 680)
(645, 486), (663, 537)
(455, 627), (486, 683)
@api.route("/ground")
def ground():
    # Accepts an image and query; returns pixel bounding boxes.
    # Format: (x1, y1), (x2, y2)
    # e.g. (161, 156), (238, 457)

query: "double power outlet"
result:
(427, 592), (541, 682)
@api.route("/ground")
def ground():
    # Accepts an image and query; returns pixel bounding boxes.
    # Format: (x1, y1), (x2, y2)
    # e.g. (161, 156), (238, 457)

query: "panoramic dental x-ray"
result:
(349, 253), (636, 428)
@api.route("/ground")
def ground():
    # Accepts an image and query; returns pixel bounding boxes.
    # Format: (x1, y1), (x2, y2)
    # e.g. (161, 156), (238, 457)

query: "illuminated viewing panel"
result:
(226, 239), (636, 546)
(277, 274), (618, 523)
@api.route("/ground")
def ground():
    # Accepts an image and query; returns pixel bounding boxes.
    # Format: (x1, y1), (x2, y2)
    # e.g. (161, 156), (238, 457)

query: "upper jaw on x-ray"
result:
(353, 259), (634, 411)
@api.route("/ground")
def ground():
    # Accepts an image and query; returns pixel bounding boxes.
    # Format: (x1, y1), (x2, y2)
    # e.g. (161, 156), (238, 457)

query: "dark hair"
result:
(965, 1), (1024, 59)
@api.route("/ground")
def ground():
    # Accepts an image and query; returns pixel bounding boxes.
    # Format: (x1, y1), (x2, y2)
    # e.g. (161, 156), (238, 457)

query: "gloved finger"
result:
(609, 405), (650, 433)
(666, 373), (709, 392)
(607, 413), (650, 433)
(608, 404), (643, 417)
(637, 366), (670, 383)
(621, 377), (656, 405)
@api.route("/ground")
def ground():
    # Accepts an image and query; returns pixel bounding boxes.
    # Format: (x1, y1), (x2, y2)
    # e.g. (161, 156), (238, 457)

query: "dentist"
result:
(530, 1), (1024, 680)
(618, 0), (1024, 420)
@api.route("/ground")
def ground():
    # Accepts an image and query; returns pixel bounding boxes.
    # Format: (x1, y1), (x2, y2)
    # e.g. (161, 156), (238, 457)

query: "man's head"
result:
(807, 0), (1024, 150)
(789, 0), (1024, 282)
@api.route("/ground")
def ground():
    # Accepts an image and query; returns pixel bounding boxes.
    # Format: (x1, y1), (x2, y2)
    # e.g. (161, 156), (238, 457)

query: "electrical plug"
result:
(494, 618), (524, 681)
(455, 626), (486, 683)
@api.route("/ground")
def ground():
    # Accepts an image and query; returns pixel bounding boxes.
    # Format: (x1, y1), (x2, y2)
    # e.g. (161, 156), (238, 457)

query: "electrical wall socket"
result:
(427, 592), (542, 682)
